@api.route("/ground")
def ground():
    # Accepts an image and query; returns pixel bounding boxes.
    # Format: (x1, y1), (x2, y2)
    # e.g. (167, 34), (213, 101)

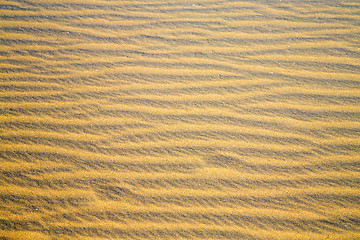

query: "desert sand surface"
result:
(0, 0), (360, 239)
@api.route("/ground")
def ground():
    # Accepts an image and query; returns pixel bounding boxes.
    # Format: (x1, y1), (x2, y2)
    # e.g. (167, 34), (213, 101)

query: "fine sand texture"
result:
(0, 0), (360, 239)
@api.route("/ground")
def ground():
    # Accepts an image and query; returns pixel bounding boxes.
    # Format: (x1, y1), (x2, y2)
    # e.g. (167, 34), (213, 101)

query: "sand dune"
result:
(1, 0), (360, 239)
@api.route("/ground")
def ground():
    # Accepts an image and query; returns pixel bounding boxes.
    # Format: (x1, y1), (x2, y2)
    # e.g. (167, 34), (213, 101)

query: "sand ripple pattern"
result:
(1, 0), (360, 239)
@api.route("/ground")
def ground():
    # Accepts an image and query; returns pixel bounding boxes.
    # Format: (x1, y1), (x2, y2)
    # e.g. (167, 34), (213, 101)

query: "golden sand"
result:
(0, 0), (360, 239)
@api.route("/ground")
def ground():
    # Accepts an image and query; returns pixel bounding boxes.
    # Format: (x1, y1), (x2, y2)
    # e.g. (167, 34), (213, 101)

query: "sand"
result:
(0, 0), (360, 239)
